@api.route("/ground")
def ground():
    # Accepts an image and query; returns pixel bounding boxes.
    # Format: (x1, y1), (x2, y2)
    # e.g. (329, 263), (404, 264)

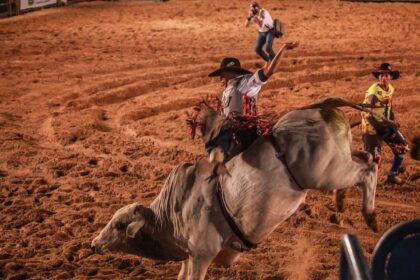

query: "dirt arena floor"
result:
(0, 0), (419, 279)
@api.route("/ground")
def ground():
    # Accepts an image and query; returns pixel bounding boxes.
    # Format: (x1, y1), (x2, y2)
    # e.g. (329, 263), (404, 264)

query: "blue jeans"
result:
(255, 31), (275, 62)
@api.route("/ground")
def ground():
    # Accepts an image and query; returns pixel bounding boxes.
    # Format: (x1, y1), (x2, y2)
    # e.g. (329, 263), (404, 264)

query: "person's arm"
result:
(253, 10), (264, 27)
(254, 18), (263, 27)
(245, 15), (253, 27)
(365, 94), (397, 129)
(245, 10), (253, 26)
(263, 41), (298, 79)
(364, 95), (379, 108)
(245, 4), (257, 27)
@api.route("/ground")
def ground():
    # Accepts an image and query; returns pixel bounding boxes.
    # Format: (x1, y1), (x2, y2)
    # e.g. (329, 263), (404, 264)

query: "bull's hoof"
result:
(385, 175), (404, 185)
(230, 241), (244, 252)
(363, 212), (378, 232)
(398, 166), (406, 174)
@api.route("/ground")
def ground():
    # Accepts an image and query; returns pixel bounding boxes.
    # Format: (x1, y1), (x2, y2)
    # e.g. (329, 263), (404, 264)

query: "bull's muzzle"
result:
(91, 238), (102, 253)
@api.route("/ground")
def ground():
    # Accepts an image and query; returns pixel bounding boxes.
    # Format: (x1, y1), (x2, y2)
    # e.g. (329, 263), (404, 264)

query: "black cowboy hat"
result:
(208, 57), (252, 77)
(372, 63), (400, 80)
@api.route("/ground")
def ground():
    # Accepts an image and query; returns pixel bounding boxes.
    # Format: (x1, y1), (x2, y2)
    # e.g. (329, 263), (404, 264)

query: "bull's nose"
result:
(91, 238), (98, 253)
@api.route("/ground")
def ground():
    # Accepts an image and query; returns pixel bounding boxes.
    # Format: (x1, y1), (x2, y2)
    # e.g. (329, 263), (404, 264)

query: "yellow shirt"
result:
(361, 82), (395, 135)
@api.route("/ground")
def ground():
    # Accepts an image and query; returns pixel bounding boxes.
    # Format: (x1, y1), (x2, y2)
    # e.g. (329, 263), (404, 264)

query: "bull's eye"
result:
(115, 222), (126, 231)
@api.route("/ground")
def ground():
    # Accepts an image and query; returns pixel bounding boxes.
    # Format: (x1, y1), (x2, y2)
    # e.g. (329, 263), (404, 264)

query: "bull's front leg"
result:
(186, 219), (225, 280)
(186, 234), (224, 280)
(187, 255), (214, 280)
(177, 260), (188, 280)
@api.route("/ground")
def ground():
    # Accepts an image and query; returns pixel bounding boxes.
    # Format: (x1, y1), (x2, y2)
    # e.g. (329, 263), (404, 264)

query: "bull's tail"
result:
(299, 97), (397, 128)
(299, 97), (369, 112)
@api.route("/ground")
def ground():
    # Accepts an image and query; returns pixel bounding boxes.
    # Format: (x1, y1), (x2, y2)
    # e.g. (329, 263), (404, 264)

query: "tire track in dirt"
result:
(80, 66), (211, 97)
(74, 53), (420, 130)
(119, 97), (202, 122)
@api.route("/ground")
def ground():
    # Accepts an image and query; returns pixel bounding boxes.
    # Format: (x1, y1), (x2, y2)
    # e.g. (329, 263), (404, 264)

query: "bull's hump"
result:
(319, 109), (349, 135)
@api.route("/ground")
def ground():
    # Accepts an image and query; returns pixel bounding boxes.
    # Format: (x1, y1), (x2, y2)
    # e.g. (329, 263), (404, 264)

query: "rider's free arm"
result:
(263, 42), (297, 78)
(236, 42), (298, 98)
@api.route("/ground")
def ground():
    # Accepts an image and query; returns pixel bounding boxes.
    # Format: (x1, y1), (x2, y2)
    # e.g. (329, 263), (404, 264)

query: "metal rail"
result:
(340, 234), (373, 280)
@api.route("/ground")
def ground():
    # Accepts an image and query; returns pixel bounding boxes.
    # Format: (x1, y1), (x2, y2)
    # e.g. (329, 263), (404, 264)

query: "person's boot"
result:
(385, 175), (404, 185)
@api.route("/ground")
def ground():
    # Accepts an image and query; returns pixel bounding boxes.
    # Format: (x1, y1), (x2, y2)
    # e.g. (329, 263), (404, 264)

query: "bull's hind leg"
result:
(329, 153), (378, 231)
(337, 150), (378, 231)
(334, 150), (373, 213)
(354, 160), (378, 232)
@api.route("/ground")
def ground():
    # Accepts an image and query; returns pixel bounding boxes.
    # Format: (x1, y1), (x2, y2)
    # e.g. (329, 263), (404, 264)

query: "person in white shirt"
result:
(245, 1), (276, 63)
(205, 42), (298, 163)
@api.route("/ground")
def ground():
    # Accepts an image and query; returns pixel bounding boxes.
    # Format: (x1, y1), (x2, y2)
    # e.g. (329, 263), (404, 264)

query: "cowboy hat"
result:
(372, 63), (400, 80)
(208, 57), (252, 77)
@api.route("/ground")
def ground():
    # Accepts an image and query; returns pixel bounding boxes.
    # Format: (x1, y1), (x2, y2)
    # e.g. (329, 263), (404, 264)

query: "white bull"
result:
(92, 98), (378, 280)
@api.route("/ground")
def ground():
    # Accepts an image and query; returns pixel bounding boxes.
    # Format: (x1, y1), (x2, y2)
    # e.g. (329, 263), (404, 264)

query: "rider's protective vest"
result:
(242, 95), (257, 117)
(221, 78), (257, 117)
(361, 82), (395, 135)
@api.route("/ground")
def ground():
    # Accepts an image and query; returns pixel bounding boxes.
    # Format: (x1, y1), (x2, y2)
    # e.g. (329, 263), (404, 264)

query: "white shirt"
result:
(254, 9), (274, 33)
(221, 70), (266, 116)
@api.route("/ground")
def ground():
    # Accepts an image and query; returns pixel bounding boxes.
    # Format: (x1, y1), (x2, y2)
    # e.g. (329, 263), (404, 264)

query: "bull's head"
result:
(91, 203), (188, 261)
(91, 203), (153, 254)
(188, 101), (225, 144)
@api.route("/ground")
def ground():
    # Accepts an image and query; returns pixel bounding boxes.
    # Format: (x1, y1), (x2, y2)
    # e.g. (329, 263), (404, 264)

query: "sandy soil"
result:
(0, 0), (419, 279)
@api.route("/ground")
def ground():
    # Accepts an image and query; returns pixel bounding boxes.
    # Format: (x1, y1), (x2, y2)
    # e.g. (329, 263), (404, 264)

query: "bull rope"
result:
(214, 178), (258, 251)
(268, 134), (305, 191)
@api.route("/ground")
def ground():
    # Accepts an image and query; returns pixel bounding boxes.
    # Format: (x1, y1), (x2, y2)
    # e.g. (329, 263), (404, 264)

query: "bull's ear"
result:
(133, 205), (155, 224)
(126, 220), (145, 238)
